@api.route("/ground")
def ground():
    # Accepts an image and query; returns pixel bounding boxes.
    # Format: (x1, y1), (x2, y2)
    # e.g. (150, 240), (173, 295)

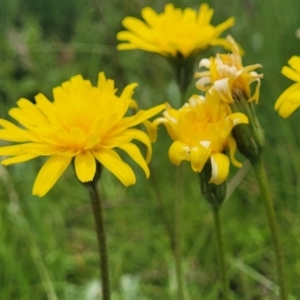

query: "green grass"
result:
(1, 0), (300, 299)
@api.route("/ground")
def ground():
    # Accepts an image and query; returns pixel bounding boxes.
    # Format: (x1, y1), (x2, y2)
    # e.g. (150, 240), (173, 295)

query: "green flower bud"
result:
(231, 93), (265, 164)
(199, 160), (227, 210)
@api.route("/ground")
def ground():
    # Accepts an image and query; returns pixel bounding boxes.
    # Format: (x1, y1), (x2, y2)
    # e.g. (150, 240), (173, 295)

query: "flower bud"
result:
(231, 93), (265, 164)
(199, 160), (227, 209)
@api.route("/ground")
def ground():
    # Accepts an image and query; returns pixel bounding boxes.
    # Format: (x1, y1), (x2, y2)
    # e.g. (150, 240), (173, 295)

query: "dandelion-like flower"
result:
(117, 3), (234, 58)
(274, 56), (300, 117)
(152, 93), (248, 184)
(195, 35), (262, 103)
(0, 72), (165, 196)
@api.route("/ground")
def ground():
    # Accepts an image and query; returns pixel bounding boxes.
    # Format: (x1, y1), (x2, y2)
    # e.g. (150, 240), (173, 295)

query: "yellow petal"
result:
(288, 56), (300, 69)
(118, 142), (150, 178)
(210, 37), (233, 51)
(274, 83), (300, 111)
(247, 78), (261, 104)
(168, 140), (189, 166)
(190, 146), (212, 172)
(212, 17), (235, 39)
(121, 17), (155, 41)
(118, 82), (138, 118)
(153, 117), (179, 141)
(127, 104), (166, 128)
(129, 99), (138, 110)
(282, 56), (300, 82)
(126, 129), (152, 163)
(210, 153), (229, 184)
(9, 98), (48, 127)
(93, 148), (136, 186)
(198, 58), (211, 69)
(143, 120), (157, 143)
(1, 153), (38, 165)
(228, 137), (242, 168)
(33, 155), (72, 197)
(110, 103), (165, 138)
(102, 131), (136, 148)
(97, 72), (107, 89)
(21, 143), (59, 155)
(0, 119), (31, 142)
(228, 112), (249, 126)
(275, 84), (300, 118)
(74, 151), (96, 182)
(141, 6), (158, 28)
(117, 32), (160, 53)
(195, 76), (212, 91)
(210, 79), (234, 103)
(278, 99), (300, 118)
(281, 65), (300, 82)
(0, 144), (24, 156)
(35, 93), (54, 113)
(197, 3), (213, 24)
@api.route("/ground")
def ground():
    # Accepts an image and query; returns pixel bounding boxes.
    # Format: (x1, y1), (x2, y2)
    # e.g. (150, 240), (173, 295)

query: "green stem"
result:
(252, 157), (287, 300)
(149, 164), (175, 253)
(87, 180), (111, 300)
(174, 166), (185, 300)
(212, 206), (229, 300)
(168, 54), (196, 107)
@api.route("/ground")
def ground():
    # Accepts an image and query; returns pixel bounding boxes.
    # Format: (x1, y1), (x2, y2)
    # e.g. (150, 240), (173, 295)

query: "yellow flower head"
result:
(0, 72), (165, 196)
(117, 3), (235, 58)
(153, 93), (248, 184)
(195, 35), (263, 103)
(274, 56), (300, 117)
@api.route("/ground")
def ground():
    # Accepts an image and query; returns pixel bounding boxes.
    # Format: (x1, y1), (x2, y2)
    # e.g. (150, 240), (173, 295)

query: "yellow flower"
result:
(274, 56), (300, 117)
(153, 93), (248, 184)
(117, 3), (235, 58)
(0, 72), (165, 196)
(195, 35), (263, 103)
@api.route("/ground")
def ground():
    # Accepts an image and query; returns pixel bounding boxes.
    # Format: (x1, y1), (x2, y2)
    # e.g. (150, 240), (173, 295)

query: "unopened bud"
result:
(231, 93), (265, 164)
(199, 160), (227, 210)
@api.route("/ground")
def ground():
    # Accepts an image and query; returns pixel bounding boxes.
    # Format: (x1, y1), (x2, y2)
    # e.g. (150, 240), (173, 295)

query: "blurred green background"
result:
(1, 0), (300, 299)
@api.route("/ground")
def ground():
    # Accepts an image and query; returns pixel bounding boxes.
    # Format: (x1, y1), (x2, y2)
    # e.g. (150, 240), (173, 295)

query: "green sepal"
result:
(198, 160), (227, 210)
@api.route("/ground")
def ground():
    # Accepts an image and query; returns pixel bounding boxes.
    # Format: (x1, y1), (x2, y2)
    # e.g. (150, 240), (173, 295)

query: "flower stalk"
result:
(172, 63), (188, 298)
(85, 165), (111, 300)
(174, 166), (186, 300)
(168, 54), (197, 102)
(252, 157), (287, 300)
(212, 206), (229, 300)
(199, 161), (229, 299)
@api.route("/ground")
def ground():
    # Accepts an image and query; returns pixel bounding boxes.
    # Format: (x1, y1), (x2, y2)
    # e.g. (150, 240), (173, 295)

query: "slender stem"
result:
(87, 180), (111, 300)
(149, 165), (175, 252)
(212, 206), (229, 300)
(252, 157), (287, 300)
(174, 166), (185, 300)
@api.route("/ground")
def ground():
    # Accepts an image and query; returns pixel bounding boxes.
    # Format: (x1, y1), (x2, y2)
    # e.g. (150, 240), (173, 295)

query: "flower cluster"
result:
(152, 94), (248, 184)
(117, 5), (264, 185)
(0, 4), (266, 195)
(193, 35), (264, 163)
(149, 34), (264, 183)
(0, 73), (164, 196)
